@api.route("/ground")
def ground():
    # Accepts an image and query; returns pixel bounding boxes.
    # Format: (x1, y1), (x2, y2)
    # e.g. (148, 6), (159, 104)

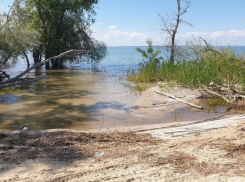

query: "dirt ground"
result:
(1, 119), (245, 182)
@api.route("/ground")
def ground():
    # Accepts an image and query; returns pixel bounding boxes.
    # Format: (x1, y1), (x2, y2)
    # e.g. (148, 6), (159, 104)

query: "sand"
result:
(1, 85), (245, 182)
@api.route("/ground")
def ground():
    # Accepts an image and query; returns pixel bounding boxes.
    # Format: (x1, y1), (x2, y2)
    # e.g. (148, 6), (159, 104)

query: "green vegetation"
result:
(208, 98), (231, 107)
(128, 39), (245, 90)
(0, 86), (20, 94)
(0, 1), (39, 68)
(128, 39), (163, 82)
(25, 0), (106, 69)
(0, 0), (106, 69)
(134, 84), (147, 92)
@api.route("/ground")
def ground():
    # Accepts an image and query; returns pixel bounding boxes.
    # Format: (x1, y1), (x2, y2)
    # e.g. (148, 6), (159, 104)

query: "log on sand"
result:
(0, 129), (84, 139)
(152, 87), (203, 109)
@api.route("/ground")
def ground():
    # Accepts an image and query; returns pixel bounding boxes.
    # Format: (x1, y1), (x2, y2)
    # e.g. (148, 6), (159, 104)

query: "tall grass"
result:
(128, 41), (245, 89)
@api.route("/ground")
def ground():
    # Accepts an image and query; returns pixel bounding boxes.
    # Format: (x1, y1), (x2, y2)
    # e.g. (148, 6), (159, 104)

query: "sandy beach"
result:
(1, 86), (245, 182)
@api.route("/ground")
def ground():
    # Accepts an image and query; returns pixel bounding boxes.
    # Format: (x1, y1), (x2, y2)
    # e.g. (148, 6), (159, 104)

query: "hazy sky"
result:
(1, 0), (245, 46)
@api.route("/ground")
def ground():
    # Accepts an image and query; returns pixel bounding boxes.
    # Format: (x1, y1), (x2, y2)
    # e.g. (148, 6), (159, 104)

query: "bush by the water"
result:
(128, 39), (163, 82)
(128, 39), (245, 90)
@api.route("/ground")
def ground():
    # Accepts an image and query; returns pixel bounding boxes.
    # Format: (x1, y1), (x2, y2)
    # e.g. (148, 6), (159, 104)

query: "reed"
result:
(128, 45), (245, 90)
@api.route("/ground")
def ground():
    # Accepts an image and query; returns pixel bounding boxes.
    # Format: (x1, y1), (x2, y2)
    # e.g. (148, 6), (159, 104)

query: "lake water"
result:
(0, 46), (245, 132)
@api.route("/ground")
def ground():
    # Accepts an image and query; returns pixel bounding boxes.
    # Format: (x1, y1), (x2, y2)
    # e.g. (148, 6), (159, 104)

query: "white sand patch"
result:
(140, 114), (245, 139)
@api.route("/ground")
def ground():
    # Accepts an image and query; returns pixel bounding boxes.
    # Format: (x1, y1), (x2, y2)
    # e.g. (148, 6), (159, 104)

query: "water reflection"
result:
(0, 94), (22, 105)
(163, 107), (226, 122)
(0, 68), (233, 132)
(0, 69), (138, 131)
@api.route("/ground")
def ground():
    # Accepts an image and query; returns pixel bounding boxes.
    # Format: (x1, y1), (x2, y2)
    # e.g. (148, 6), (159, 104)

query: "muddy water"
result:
(4, 46), (245, 131)
(0, 68), (229, 132)
(0, 69), (137, 131)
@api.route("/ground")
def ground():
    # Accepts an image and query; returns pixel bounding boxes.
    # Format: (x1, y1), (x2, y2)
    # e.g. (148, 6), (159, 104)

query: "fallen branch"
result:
(201, 84), (231, 103)
(0, 75), (46, 89)
(0, 49), (90, 89)
(152, 87), (203, 109)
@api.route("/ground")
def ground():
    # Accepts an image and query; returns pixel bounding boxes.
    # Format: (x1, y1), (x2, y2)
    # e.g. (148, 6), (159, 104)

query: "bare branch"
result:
(0, 1), (15, 31)
(179, 0), (191, 16)
(199, 37), (224, 56)
(158, 0), (192, 63)
(158, 14), (173, 36)
(179, 19), (193, 27)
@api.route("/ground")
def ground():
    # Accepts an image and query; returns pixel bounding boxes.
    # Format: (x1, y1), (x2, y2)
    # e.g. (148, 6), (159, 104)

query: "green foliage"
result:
(208, 98), (231, 107)
(130, 39), (163, 82)
(134, 84), (146, 92)
(24, 0), (106, 68)
(128, 39), (245, 90)
(0, 1), (39, 67)
(0, 86), (20, 94)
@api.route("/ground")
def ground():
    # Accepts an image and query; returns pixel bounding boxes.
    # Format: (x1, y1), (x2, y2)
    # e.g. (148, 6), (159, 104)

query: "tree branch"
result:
(0, 76), (46, 89)
(0, 1), (15, 31)
(0, 49), (91, 88)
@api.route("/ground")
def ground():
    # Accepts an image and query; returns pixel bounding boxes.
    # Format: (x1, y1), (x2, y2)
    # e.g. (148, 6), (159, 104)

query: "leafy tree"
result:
(24, 0), (106, 69)
(0, 0), (39, 68)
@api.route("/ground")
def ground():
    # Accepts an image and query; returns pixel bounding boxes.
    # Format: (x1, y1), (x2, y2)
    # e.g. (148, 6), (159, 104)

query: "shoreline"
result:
(1, 114), (245, 181)
(1, 85), (245, 181)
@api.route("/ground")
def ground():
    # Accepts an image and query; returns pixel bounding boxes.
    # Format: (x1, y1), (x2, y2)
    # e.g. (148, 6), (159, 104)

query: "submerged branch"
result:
(0, 49), (91, 89)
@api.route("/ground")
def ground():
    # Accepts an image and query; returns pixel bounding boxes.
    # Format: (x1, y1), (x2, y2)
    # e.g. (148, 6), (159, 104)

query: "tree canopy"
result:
(0, 1), (39, 68)
(24, 0), (106, 68)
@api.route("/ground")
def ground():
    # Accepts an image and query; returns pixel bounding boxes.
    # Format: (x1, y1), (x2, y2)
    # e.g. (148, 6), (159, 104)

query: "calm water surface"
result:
(0, 46), (245, 131)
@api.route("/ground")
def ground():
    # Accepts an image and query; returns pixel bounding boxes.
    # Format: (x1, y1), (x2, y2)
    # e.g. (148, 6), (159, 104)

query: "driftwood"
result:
(0, 129), (84, 139)
(199, 77), (245, 104)
(201, 84), (231, 103)
(152, 87), (203, 109)
(0, 49), (91, 89)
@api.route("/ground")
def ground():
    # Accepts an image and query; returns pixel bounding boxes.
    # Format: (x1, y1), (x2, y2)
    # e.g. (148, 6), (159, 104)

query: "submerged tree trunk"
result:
(33, 46), (42, 64)
(22, 51), (30, 68)
(45, 53), (50, 69)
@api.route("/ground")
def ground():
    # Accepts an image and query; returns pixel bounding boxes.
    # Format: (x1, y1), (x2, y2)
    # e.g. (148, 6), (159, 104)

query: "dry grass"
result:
(0, 131), (155, 163)
(1, 126), (245, 182)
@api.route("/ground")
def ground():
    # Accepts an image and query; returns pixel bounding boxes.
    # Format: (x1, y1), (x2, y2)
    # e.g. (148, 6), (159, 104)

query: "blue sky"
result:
(1, 0), (245, 46)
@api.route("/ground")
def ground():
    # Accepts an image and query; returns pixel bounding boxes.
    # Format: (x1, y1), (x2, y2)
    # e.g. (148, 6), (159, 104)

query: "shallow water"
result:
(1, 46), (245, 131)
(0, 69), (226, 132)
(0, 69), (138, 131)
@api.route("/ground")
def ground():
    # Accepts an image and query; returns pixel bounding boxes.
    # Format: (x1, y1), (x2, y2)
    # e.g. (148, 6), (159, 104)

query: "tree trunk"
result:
(170, 35), (175, 64)
(22, 51), (30, 68)
(45, 61), (50, 69)
(169, 0), (181, 63)
(33, 47), (41, 64)
(45, 53), (50, 69)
